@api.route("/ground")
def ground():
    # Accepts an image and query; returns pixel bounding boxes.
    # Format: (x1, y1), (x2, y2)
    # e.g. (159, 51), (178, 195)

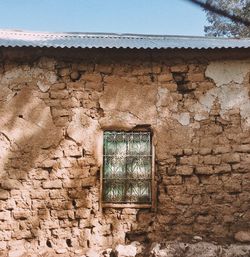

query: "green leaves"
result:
(204, 0), (250, 37)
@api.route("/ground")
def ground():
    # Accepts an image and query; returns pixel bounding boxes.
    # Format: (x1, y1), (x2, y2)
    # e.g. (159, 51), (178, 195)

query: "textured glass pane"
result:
(126, 181), (151, 203)
(103, 131), (152, 203)
(126, 157), (151, 179)
(104, 157), (126, 178)
(103, 180), (125, 202)
(127, 132), (151, 156)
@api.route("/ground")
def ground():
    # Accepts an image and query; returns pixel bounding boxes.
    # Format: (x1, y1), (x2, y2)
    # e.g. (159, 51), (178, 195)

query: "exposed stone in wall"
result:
(148, 241), (250, 257)
(0, 49), (249, 256)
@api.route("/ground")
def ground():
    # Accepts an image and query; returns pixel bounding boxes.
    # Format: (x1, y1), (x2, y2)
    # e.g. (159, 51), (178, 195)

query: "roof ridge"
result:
(0, 29), (249, 49)
(0, 29), (249, 40)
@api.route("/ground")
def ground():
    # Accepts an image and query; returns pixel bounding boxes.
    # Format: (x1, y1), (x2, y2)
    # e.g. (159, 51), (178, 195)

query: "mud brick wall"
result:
(0, 48), (249, 255)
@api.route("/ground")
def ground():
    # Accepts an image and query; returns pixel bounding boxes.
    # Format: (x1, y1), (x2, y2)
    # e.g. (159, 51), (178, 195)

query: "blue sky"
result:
(0, 0), (207, 36)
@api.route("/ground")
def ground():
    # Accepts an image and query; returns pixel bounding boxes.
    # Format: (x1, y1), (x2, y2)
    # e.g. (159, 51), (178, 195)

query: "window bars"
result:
(103, 131), (152, 204)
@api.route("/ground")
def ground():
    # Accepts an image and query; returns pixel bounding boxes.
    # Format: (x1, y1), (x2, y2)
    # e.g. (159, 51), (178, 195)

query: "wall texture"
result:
(0, 48), (250, 256)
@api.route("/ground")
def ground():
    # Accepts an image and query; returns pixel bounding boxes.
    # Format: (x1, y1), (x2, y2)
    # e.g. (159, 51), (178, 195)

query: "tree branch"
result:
(186, 0), (250, 27)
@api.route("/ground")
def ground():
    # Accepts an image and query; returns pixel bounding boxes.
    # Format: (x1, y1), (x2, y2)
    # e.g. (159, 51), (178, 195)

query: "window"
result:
(101, 131), (154, 208)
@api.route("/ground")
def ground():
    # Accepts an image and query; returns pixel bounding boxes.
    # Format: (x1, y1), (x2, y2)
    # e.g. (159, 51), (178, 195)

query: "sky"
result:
(0, 0), (208, 36)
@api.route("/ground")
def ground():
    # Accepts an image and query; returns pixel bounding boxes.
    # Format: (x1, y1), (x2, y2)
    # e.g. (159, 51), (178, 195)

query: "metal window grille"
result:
(103, 131), (152, 204)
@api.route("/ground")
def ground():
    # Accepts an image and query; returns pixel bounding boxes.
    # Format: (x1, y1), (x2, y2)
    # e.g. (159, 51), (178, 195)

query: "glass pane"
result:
(104, 156), (126, 179)
(103, 180), (125, 202)
(126, 156), (151, 179)
(127, 132), (151, 156)
(103, 131), (152, 204)
(126, 180), (151, 203)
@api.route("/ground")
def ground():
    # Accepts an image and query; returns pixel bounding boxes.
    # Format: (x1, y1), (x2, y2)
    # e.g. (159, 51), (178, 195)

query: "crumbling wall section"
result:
(0, 50), (249, 256)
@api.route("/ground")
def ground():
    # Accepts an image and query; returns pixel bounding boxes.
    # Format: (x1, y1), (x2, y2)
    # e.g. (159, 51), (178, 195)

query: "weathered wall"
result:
(0, 48), (250, 256)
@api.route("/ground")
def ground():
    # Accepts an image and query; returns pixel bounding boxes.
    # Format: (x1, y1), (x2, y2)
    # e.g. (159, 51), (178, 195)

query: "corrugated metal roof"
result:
(0, 29), (250, 50)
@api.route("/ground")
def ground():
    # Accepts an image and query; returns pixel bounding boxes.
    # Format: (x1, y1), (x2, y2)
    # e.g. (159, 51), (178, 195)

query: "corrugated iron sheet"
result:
(0, 29), (250, 49)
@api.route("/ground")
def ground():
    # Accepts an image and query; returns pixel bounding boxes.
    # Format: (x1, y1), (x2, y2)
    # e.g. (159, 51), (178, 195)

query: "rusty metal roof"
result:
(0, 29), (250, 50)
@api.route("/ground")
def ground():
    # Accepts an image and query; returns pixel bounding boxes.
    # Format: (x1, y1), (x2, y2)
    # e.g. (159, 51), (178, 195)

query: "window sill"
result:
(102, 203), (152, 209)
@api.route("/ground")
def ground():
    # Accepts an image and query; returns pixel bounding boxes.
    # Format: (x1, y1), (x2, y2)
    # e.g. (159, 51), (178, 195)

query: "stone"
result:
(8, 250), (27, 257)
(170, 65), (188, 72)
(150, 242), (161, 255)
(50, 90), (69, 99)
(170, 149), (183, 156)
(150, 242), (188, 257)
(213, 146), (231, 154)
(55, 248), (67, 254)
(130, 241), (143, 254)
(59, 67), (71, 76)
(173, 112), (190, 126)
(13, 210), (30, 220)
(83, 72), (102, 82)
(64, 147), (82, 157)
(222, 153), (240, 164)
(193, 235), (203, 241)
(180, 156), (199, 165)
(70, 71), (81, 81)
(114, 244), (137, 257)
(0, 241), (7, 251)
(85, 249), (99, 257)
(233, 144), (250, 153)
(176, 166), (193, 176)
(188, 73), (205, 82)
(81, 177), (96, 188)
(42, 180), (62, 189)
(214, 164), (231, 174)
(195, 166), (214, 175)
(199, 148), (212, 155)
(30, 190), (48, 199)
(163, 175), (182, 185)
(51, 108), (70, 117)
(203, 155), (221, 165)
(85, 82), (103, 92)
(37, 81), (50, 92)
(194, 113), (208, 121)
(75, 209), (91, 219)
(0, 211), (11, 221)
(234, 231), (250, 242)
(183, 149), (192, 155)
(102, 248), (113, 257)
(173, 195), (192, 205)
(197, 215), (214, 224)
(158, 74), (173, 82)
(95, 64), (113, 74)
(0, 189), (9, 200)
(224, 176), (242, 193)
(52, 83), (66, 90)
(1, 180), (22, 190)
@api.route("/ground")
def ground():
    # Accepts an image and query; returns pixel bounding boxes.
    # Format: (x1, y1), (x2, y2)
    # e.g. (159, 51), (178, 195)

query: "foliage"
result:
(204, 0), (250, 37)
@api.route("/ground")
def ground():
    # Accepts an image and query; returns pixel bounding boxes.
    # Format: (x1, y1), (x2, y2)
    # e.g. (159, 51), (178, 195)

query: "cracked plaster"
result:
(205, 60), (250, 86)
(67, 108), (102, 162)
(99, 81), (158, 127)
(0, 53), (250, 254)
(189, 60), (250, 129)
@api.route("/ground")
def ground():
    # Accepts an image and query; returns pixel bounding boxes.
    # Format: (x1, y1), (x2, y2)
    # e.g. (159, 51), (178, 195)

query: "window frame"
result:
(100, 129), (156, 210)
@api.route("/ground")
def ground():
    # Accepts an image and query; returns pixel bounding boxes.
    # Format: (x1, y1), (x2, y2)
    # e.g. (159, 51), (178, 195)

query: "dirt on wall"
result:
(0, 48), (249, 256)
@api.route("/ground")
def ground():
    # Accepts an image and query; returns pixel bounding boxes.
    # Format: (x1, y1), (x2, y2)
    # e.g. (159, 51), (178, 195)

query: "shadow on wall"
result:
(1, 52), (250, 255)
(0, 58), (103, 254)
(0, 56), (150, 254)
